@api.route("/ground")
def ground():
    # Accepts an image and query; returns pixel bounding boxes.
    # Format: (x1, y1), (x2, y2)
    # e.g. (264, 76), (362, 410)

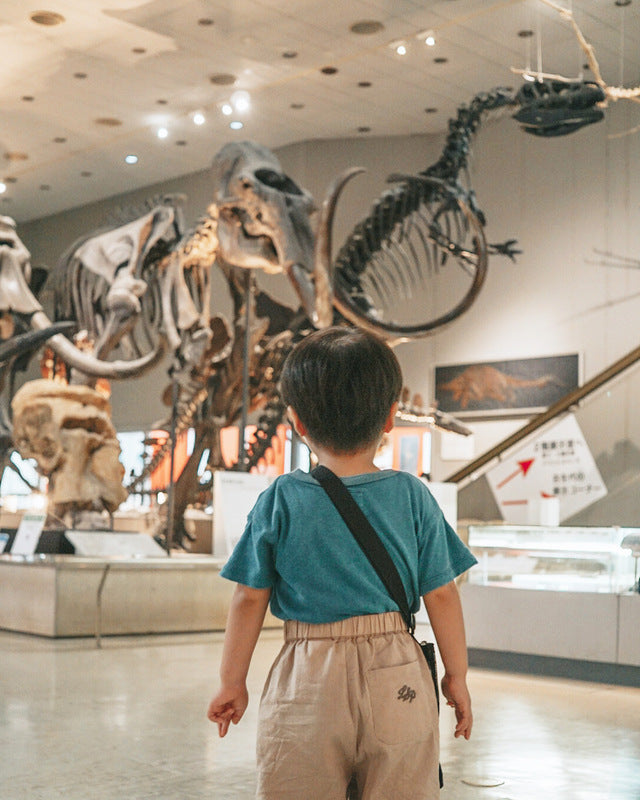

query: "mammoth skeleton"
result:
(1, 97), (513, 540)
(47, 141), (347, 392)
(3, 76), (604, 539)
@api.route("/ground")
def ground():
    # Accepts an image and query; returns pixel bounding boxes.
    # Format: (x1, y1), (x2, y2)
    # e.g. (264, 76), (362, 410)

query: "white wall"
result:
(17, 102), (640, 522)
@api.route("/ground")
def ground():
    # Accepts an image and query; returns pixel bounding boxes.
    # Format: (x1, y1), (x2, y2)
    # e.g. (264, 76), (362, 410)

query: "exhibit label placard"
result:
(213, 471), (271, 557)
(11, 512), (46, 556)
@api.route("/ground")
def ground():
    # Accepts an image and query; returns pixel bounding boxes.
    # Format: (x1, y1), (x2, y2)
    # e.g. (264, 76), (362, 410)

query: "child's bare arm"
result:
(423, 580), (473, 740)
(207, 583), (271, 737)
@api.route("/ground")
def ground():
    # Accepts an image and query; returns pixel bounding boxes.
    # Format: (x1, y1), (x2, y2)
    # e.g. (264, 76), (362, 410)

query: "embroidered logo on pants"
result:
(397, 684), (416, 703)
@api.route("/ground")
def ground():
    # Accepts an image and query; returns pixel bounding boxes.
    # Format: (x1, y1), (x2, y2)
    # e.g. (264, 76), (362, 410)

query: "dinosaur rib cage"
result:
(333, 177), (488, 336)
(332, 88), (515, 338)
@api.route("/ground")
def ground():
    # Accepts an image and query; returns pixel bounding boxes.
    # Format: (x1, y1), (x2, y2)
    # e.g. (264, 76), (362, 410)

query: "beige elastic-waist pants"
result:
(256, 612), (440, 800)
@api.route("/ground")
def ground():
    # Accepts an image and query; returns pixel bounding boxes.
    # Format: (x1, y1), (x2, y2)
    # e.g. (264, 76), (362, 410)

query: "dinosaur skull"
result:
(211, 141), (347, 327)
(212, 141), (316, 275)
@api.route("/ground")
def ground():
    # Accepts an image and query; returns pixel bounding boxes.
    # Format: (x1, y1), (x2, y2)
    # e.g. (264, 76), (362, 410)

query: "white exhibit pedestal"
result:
(0, 553), (281, 638)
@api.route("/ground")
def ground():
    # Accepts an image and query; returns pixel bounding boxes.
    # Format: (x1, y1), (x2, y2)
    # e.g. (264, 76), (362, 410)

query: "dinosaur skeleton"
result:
(4, 70), (611, 541)
(331, 88), (518, 340)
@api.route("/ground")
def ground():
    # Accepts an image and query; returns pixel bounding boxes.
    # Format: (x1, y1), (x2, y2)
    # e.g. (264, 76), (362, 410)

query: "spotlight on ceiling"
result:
(221, 103), (233, 116)
(390, 40), (408, 56)
(230, 121), (244, 130)
(193, 112), (206, 125)
(0, 182), (6, 194)
(417, 29), (436, 46)
(125, 154), (139, 165)
(157, 127), (169, 139)
(230, 90), (251, 113)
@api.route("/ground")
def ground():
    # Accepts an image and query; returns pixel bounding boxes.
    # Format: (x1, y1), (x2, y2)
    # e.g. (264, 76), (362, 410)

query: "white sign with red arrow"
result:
(486, 414), (607, 524)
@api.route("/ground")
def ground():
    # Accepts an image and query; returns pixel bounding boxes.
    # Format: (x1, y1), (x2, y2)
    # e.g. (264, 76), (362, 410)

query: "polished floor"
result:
(1, 625), (639, 800)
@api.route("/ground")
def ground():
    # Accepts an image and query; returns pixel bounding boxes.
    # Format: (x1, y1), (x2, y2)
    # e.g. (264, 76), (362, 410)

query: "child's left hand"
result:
(207, 684), (249, 737)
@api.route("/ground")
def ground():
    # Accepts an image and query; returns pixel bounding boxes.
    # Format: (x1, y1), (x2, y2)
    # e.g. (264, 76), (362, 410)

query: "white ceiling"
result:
(2, 0), (640, 223)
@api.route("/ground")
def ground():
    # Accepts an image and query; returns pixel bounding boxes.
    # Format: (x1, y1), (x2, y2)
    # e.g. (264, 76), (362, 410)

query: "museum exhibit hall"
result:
(1, 1), (639, 798)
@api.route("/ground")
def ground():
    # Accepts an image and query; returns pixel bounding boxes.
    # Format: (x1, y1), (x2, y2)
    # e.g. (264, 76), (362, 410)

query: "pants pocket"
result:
(366, 659), (434, 745)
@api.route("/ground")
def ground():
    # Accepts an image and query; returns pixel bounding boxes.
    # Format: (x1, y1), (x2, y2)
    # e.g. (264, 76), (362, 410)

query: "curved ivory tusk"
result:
(31, 311), (164, 378)
(0, 322), (76, 364)
(313, 167), (366, 327)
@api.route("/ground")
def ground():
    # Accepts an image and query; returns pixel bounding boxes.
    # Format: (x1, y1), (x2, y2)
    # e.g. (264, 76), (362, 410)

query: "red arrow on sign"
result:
(496, 458), (535, 489)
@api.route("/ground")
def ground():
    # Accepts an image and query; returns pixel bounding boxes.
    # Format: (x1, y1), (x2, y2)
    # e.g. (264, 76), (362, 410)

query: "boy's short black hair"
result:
(280, 326), (402, 453)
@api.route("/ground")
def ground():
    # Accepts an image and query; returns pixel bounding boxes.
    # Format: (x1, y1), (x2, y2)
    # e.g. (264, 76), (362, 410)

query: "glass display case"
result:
(467, 525), (639, 594)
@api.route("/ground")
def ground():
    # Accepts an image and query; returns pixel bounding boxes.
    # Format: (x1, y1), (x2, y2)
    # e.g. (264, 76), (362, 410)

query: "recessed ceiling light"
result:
(282, 51), (298, 59)
(350, 20), (384, 35)
(230, 121), (243, 130)
(193, 112), (206, 125)
(358, 81), (372, 88)
(615, 0), (631, 6)
(518, 29), (534, 37)
(221, 103), (233, 116)
(4, 152), (28, 161)
(210, 73), (236, 86)
(0, 183), (6, 194)
(433, 57), (447, 64)
(157, 127), (169, 139)
(390, 41), (408, 56)
(418, 29), (436, 46)
(321, 66), (338, 74)
(74, 72), (87, 79)
(230, 90), (251, 112)
(95, 117), (123, 126)
(198, 17), (214, 25)
(125, 154), (138, 164)
(21, 95), (35, 102)
(30, 10), (65, 25)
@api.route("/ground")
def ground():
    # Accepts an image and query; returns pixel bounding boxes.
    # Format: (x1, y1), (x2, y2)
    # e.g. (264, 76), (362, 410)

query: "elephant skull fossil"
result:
(11, 379), (128, 518)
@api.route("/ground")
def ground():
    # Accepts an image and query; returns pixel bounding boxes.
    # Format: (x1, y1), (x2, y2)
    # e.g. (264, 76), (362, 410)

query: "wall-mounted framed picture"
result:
(435, 353), (580, 418)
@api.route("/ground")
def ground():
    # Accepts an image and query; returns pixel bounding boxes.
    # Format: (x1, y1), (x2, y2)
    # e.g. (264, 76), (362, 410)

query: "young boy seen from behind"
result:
(207, 326), (476, 800)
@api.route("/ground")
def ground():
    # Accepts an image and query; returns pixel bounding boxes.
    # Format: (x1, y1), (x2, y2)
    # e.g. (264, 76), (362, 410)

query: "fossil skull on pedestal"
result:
(11, 379), (127, 522)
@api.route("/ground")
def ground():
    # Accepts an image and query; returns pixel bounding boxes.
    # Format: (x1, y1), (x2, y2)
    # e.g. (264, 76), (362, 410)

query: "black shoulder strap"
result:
(311, 465), (414, 633)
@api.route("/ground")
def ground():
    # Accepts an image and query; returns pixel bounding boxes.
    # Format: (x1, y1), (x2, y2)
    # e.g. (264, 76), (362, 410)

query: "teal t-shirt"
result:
(220, 469), (477, 623)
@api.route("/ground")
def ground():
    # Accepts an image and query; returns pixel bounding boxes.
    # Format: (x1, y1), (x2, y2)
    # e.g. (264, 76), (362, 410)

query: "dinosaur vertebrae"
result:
(126, 385), (209, 493)
(333, 88), (514, 287)
(240, 325), (309, 470)
(424, 88), (515, 185)
(175, 206), (219, 270)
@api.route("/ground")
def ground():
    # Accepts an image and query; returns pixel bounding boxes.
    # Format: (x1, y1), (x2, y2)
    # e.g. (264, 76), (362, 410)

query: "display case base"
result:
(0, 554), (281, 638)
(468, 648), (640, 688)
(461, 583), (640, 684)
